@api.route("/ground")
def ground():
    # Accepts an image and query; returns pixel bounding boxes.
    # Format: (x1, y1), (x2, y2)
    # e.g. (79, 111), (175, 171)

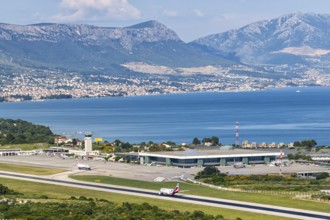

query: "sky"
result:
(1, 0), (330, 42)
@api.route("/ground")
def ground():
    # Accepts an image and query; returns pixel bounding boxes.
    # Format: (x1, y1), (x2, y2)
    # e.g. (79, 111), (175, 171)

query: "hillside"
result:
(0, 20), (233, 73)
(192, 13), (330, 65)
(0, 118), (54, 145)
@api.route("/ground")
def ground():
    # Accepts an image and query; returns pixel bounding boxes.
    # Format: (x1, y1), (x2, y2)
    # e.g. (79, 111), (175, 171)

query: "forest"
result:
(0, 118), (55, 145)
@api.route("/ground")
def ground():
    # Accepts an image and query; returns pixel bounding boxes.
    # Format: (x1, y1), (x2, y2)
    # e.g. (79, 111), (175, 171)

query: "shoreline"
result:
(0, 85), (318, 104)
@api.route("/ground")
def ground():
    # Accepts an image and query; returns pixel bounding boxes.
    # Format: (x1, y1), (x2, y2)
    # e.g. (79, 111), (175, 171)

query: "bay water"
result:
(0, 87), (329, 145)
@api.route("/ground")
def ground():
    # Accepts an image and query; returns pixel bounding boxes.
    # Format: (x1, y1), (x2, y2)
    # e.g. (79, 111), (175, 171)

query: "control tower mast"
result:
(84, 132), (93, 153)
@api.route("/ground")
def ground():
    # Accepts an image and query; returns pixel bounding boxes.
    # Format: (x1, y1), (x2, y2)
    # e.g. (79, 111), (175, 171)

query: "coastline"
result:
(0, 85), (318, 104)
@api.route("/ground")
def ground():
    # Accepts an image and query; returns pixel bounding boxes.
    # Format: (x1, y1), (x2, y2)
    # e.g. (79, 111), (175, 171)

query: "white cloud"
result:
(193, 9), (204, 17)
(162, 9), (178, 18)
(52, 0), (141, 22)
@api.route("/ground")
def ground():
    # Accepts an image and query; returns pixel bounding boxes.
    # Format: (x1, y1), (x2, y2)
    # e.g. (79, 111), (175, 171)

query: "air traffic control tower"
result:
(84, 132), (93, 153)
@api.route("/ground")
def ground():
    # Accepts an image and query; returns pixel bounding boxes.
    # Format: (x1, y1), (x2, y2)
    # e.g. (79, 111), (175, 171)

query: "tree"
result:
(0, 184), (21, 195)
(211, 136), (219, 145)
(121, 142), (132, 151)
(195, 166), (222, 178)
(294, 140), (317, 148)
(311, 139), (317, 147)
(316, 172), (329, 180)
(0, 118), (55, 145)
(5, 133), (15, 143)
(287, 154), (294, 160)
(113, 139), (121, 146)
(202, 137), (212, 144)
(293, 141), (301, 147)
(301, 139), (317, 148)
(72, 138), (78, 146)
(192, 137), (201, 145)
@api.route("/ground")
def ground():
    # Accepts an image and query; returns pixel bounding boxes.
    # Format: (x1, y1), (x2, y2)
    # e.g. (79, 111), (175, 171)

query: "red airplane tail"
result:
(173, 183), (180, 194)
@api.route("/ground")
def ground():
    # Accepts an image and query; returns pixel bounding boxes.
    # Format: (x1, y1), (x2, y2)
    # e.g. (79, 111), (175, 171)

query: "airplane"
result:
(76, 158), (91, 170)
(77, 163), (91, 170)
(320, 190), (330, 194)
(170, 174), (186, 181)
(234, 162), (245, 168)
(159, 183), (180, 196)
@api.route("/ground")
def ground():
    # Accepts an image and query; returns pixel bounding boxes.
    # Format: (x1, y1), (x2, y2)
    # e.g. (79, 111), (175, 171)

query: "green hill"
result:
(0, 118), (54, 145)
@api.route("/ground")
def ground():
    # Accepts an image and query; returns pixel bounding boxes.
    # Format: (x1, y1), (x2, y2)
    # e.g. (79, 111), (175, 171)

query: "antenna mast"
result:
(235, 121), (239, 146)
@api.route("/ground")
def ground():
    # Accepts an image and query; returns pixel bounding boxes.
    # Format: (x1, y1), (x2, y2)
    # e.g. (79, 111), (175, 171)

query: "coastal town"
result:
(1, 64), (330, 102)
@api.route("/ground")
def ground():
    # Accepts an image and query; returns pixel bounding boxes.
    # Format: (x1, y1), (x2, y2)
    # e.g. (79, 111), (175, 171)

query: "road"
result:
(0, 171), (329, 220)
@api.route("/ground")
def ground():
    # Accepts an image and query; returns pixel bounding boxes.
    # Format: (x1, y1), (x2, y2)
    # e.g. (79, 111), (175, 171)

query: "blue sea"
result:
(0, 87), (329, 145)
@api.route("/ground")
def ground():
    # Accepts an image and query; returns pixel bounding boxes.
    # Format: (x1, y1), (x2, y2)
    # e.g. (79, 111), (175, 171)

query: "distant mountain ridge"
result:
(0, 20), (180, 51)
(192, 13), (330, 65)
(0, 20), (232, 73)
(1, 13), (330, 75)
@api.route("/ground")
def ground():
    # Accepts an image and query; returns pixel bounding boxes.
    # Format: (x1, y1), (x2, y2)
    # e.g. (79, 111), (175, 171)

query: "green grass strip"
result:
(0, 177), (292, 220)
(0, 162), (66, 175)
(0, 143), (50, 150)
(71, 175), (330, 213)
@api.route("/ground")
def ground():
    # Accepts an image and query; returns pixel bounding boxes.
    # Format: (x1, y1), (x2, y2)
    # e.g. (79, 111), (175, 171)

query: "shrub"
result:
(195, 166), (222, 179)
(316, 172), (329, 180)
(78, 196), (88, 200)
(0, 184), (21, 195)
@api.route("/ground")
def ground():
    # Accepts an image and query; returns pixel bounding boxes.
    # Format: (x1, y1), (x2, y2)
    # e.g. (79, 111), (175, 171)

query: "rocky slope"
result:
(0, 20), (232, 73)
(192, 13), (330, 65)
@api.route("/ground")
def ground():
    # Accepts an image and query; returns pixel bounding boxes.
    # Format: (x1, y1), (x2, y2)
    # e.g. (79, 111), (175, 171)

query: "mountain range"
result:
(0, 20), (231, 74)
(192, 13), (330, 66)
(1, 13), (330, 74)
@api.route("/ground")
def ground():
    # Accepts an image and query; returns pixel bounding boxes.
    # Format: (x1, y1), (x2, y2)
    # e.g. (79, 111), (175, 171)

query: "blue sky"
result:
(1, 0), (330, 41)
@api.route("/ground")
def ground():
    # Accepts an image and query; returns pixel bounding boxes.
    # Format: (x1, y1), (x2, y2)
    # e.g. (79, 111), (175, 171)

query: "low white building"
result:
(0, 148), (20, 156)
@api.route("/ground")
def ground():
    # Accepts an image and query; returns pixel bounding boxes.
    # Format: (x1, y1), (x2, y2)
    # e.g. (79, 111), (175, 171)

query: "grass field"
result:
(71, 175), (330, 213)
(199, 173), (330, 192)
(0, 143), (50, 150)
(0, 177), (293, 220)
(0, 162), (66, 175)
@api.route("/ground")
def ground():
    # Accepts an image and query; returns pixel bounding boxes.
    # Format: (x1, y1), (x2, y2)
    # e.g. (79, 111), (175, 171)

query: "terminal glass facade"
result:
(142, 155), (278, 167)
(121, 152), (279, 167)
(171, 159), (197, 167)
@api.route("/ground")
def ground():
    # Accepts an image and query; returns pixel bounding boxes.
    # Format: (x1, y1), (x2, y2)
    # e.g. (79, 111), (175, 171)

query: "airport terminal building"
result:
(137, 149), (281, 168)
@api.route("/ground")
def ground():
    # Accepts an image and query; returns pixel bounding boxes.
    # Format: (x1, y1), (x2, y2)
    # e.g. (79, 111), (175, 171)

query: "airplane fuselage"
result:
(159, 183), (179, 196)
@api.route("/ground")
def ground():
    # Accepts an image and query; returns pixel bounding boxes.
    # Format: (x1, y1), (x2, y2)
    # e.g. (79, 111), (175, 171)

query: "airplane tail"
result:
(173, 183), (180, 194)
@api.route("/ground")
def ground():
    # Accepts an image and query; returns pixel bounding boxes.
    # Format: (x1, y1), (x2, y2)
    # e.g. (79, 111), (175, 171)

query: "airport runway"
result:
(0, 171), (329, 220)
